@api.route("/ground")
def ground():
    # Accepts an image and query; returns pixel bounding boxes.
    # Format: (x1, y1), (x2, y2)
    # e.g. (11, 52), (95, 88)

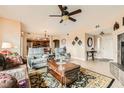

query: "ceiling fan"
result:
(49, 5), (82, 23)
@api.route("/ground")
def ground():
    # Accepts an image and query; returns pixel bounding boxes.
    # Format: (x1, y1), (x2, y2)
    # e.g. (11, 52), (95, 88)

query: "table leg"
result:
(87, 52), (88, 61)
(92, 52), (94, 61)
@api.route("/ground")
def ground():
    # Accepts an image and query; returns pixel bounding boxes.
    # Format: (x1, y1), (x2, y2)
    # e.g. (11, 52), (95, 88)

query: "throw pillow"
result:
(18, 79), (29, 88)
(0, 50), (24, 69)
(0, 73), (19, 88)
(5, 53), (23, 69)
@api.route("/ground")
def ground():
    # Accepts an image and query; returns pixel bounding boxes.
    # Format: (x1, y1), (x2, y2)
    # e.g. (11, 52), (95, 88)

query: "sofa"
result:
(0, 51), (30, 88)
(0, 65), (30, 88)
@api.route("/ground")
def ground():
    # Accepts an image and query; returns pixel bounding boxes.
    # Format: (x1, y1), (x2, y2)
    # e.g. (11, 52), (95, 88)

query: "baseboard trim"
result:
(72, 57), (85, 61)
(95, 57), (113, 60)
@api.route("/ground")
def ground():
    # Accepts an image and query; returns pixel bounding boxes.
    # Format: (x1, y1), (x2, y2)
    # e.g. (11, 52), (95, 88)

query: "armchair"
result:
(27, 48), (48, 69)
(54, 48), (71, 62)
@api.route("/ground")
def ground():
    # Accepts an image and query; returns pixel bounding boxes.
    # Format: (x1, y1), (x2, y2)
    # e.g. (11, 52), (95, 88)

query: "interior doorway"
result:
(53, 39), (60, 48)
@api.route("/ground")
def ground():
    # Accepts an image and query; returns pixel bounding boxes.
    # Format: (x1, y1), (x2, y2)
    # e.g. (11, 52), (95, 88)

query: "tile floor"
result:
(70, 59), (124, 88)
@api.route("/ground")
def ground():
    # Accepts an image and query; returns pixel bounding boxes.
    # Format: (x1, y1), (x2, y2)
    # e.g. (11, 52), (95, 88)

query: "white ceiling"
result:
(0, 5), (124, 35)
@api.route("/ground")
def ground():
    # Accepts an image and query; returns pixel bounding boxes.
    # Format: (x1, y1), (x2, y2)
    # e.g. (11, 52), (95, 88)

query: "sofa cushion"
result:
(0, 73), (19, 88)
(5, 53), (23, 69)
(0, 52), (23, 69)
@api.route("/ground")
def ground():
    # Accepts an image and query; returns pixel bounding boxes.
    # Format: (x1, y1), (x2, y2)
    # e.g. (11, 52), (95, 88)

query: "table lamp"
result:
(1, 42), (13, 56)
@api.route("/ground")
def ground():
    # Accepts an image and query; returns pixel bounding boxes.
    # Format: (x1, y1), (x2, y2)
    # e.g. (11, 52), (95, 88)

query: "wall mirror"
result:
(87, 37), (93, 47)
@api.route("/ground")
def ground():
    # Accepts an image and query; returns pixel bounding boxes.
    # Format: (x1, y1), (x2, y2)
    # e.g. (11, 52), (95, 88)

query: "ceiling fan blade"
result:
(68, 9), (82, 16)
(60, 19), (63, 23)
(58, 5), (64, 12)
(49, 15), (62, 17)
(69, 17), (76, 22)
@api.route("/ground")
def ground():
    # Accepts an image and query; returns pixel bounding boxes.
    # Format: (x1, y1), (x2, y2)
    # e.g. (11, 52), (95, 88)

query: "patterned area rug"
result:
(29, 68), (114, 88)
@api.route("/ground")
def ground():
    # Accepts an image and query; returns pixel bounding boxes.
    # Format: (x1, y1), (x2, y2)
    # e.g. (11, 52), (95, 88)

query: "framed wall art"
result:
(87, 37), (93, 47)
(113, 22), (119, 31)
(72, 41), (75, 45)
(75, 36), (79, 41)
(78, 40), (82, 46)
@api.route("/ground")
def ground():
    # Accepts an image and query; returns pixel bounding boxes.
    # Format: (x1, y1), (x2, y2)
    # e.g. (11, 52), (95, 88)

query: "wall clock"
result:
(87, 37), (93, 47)
(61, 39), (66, 45)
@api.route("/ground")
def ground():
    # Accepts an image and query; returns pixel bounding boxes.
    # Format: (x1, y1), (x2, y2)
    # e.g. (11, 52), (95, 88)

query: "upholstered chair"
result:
(27, 48), (48, 69)
(54, 48), (71, 62)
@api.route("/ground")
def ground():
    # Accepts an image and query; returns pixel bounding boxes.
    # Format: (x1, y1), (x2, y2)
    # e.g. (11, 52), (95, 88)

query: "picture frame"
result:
(72, 41), (75, 45)
(75, 36), (79, 41)
(78, 40), (82, 46)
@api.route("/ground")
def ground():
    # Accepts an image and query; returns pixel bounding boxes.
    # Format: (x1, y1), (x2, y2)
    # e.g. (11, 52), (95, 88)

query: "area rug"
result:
(29, 68), (114, 88)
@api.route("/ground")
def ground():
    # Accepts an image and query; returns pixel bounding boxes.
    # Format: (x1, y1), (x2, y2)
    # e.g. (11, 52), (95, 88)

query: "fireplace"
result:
(109, 33), (124, 86)
(121, 42), (124, 65)
(118, 33), (124, 65)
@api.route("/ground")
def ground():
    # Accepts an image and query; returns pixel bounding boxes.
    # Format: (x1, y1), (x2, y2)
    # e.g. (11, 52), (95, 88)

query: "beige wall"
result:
(95, 35), (114, 59)
(0, 17), (21, 54)
(93, 26), (124, 62)
(59, 27), (118, 61)
(59, 28), (86, 61)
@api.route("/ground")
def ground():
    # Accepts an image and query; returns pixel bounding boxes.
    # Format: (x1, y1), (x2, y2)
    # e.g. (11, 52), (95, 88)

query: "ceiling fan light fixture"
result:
(62, 15), (69, 21)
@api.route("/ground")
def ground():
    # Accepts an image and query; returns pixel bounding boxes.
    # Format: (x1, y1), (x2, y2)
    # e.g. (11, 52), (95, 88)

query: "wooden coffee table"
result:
(48, 60), (80, 86)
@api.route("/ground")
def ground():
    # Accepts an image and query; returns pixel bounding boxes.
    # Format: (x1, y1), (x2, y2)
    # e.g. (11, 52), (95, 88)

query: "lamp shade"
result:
(1, 42), (13, 49)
